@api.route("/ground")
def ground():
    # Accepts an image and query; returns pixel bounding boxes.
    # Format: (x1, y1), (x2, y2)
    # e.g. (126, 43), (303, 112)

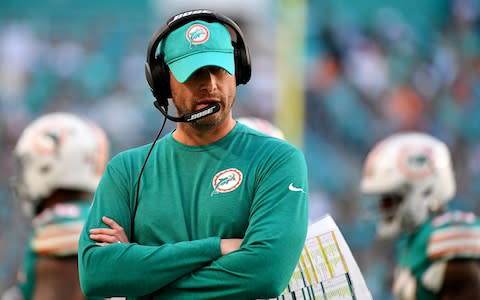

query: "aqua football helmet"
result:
(360, 132), (455, 239)
(12, 112), (109, 215)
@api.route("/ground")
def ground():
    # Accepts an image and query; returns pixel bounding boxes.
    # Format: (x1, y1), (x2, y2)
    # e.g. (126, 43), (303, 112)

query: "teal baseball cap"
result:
(160, 20), (235, 83)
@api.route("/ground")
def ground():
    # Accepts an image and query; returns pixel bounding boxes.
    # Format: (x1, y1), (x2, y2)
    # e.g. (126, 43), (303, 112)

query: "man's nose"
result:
(199, 68), (218, 91)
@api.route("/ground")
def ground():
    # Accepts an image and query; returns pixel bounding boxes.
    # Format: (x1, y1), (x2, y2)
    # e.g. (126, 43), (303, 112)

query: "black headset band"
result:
(145, 9), (251, 105)
(146, 9), (250, 68)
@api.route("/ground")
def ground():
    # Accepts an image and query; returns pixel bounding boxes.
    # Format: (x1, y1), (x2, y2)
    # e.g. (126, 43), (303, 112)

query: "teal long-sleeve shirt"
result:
(78, 122), (309, 299)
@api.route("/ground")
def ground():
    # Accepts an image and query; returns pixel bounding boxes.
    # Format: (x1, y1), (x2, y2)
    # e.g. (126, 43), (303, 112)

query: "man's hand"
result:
(220, 239), (243, 255)
(89, 216), (129, 245)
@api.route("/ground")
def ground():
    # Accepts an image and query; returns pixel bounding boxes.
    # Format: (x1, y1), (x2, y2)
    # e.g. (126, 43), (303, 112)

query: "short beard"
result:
(189, 101), (230, 130)
(190, 115), (221, 129)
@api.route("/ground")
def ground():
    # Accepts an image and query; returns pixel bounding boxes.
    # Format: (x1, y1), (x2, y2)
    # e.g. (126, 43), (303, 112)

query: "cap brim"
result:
(168, 51), (235, 83)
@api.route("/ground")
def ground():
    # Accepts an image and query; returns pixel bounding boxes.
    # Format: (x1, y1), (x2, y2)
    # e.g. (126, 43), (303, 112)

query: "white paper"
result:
(271, 214), (373, 300)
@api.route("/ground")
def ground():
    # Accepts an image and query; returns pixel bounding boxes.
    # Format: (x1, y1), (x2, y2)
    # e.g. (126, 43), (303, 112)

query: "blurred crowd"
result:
(303, 1), (480, 298)
(1, 0), (480, 299)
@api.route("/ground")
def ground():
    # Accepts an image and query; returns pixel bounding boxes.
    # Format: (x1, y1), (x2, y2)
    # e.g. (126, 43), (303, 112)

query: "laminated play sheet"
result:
(271, 215), (372, 300)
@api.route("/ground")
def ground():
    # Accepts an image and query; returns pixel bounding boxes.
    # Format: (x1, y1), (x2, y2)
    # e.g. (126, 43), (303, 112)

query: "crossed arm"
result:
(81, 208), (306, 298)
(90, 216), (243, 256)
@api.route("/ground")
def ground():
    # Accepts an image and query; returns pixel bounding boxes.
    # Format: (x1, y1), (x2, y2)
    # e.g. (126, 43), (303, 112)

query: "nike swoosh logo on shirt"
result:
(288, 183), (304, 192)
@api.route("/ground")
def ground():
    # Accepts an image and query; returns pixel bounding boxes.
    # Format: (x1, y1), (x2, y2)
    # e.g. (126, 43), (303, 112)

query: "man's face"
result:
(169, 66), (236, 129)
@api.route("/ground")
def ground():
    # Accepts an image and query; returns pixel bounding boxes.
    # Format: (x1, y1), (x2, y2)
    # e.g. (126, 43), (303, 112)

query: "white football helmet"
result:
(360, 132), (455, 239)
(237, 117), (285, 140)
(12, 112), (109, 215)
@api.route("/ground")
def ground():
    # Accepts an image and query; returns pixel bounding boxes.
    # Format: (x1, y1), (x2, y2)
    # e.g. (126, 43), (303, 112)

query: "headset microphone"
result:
(153, 101), (220, 122)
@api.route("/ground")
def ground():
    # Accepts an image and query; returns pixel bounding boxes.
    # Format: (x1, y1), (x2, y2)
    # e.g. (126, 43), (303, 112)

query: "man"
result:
(78, 9), (309, 300)
(360, 132), (480, 299)
(2, 112), (109, 300)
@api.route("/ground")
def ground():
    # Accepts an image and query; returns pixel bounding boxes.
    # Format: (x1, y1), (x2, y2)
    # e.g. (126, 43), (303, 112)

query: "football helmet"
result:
(237, 117), (285, 140)
(360, 132), (455, 239)
(12, 112), (109, 215)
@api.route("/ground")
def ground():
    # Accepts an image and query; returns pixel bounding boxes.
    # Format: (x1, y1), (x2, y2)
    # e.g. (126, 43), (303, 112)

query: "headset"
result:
(144, 9), (252, 108)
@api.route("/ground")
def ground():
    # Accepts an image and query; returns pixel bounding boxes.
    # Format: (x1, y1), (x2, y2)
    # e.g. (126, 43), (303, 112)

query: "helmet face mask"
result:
(378, 192), (404, 223)
(372, 185), (428, 239)
(361, 132), (455, 239)
(12, 113), (109, 216)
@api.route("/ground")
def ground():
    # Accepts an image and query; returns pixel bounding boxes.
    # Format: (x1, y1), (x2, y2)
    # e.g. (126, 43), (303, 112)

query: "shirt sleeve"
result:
(78, 158), (222, 298)
(157, 146), (309, 299)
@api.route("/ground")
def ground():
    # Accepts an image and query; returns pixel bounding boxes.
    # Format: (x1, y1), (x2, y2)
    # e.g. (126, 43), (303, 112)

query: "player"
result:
(2, 112), (109, 300)
(360, 132), (480, 299)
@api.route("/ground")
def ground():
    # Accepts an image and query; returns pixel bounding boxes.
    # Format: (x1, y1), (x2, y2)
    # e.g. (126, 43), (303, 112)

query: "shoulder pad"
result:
(431, 211), (476, 227)
(31, 221), (85, 256)
(427, 224), (480, 260)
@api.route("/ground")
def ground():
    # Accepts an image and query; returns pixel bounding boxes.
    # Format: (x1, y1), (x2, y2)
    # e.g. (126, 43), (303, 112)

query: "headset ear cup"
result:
(234, 47), (251, 85)
(145, 62), (156, 95)
(150, 58), (171, 106)
(234, 48), (243, 85)
(242, 49), (251, 84)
